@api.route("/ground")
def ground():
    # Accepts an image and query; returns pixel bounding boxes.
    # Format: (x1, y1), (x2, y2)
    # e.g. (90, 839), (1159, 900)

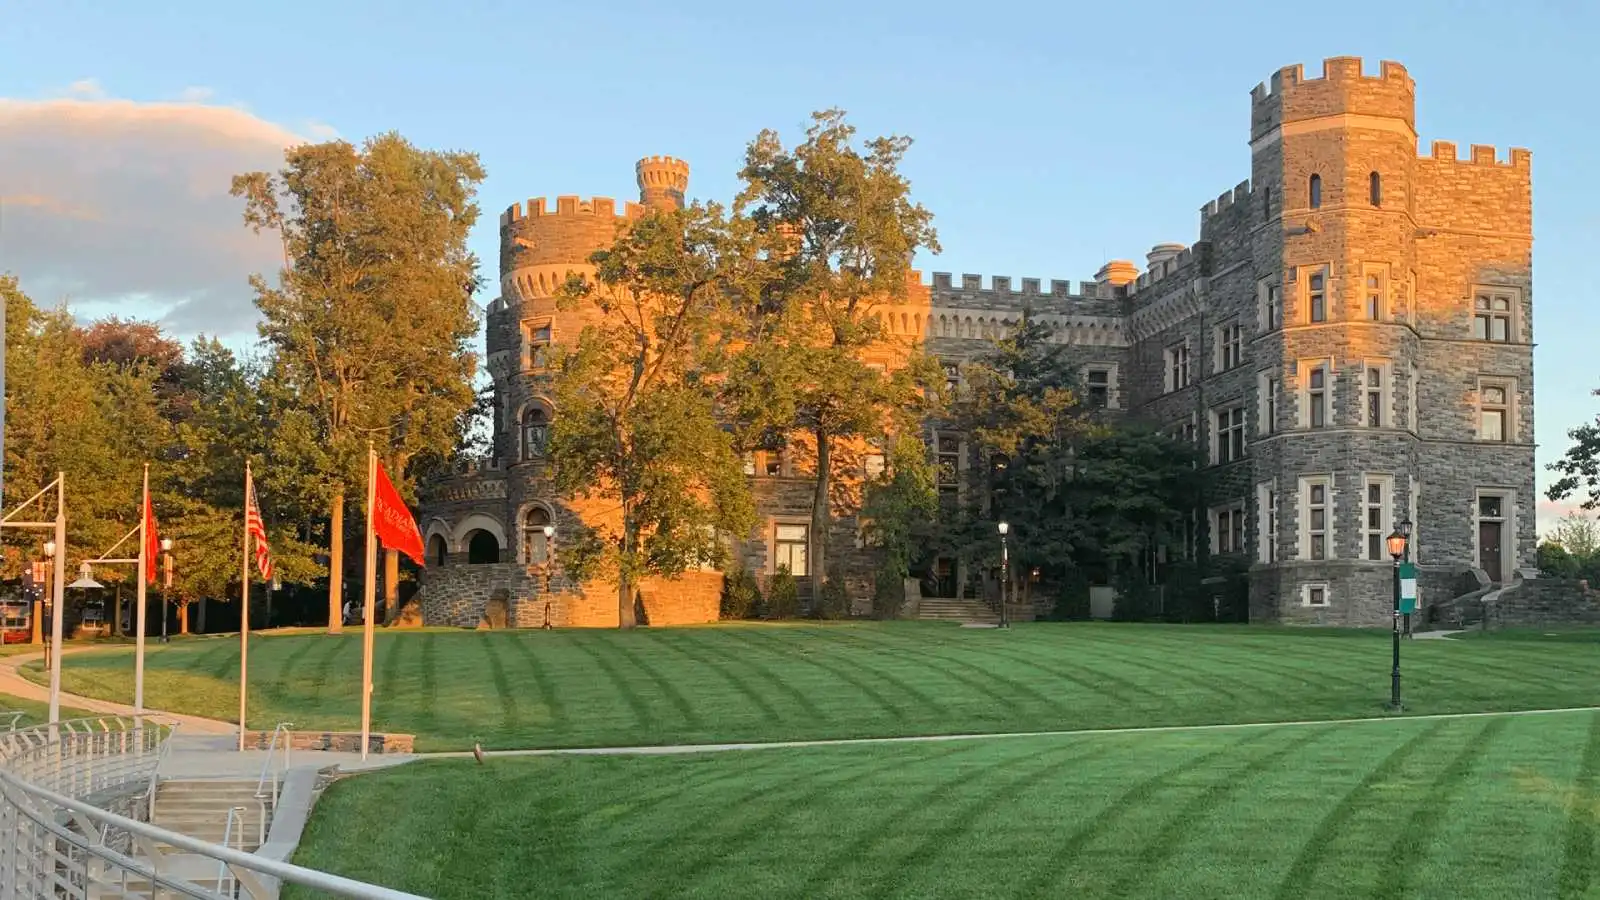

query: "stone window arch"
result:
(427, 534), (448, 567)
(1309, 174), (1322, 209)
(523, 505), (553, 565)
(521, 404), (551, 460)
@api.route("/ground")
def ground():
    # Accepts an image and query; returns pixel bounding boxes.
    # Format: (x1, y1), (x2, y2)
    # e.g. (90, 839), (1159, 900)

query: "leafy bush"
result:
(720, 566), (762, 620)
(816, 569), (850, 620)
(767, 565), (800, 619)
(1051, 570), (1092, 620)
(873, 568), (906, 619)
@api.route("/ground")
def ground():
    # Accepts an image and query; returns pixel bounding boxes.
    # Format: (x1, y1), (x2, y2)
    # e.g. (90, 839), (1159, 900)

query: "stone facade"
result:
(420, 55), (1535, 628)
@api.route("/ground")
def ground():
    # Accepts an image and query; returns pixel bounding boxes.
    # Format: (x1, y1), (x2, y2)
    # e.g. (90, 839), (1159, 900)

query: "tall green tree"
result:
(231, 132), (485, 629)
(552, 203), (758, 628)
(730, 109), (941, 606)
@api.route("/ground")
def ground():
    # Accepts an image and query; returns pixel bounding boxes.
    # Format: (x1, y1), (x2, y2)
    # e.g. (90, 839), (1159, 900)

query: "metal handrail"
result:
(254, 721), (294, 806)
(0, 712), (20, 733)
(216, 805), (246, 896)
(0, 716), (428, 899)
(145, 719), (181, 820)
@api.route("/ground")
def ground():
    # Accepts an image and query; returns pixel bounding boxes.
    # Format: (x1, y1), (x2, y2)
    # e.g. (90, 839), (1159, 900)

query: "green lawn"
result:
(27, 622), (1600, 752)
(286, 708), (1600, 899)
(0, 693), (97, 726)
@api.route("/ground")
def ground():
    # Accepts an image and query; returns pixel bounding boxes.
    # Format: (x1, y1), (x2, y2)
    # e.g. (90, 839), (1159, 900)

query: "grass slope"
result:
(287, 709), (1600, 899)
(27, 623), (1600, 752)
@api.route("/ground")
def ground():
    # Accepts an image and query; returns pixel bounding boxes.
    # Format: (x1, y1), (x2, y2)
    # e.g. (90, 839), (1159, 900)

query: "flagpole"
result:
(134, 463), (149, 713)
(360, 442), (377, 761)
(239, 462), (251, 752)
(48, 472), (65, 724)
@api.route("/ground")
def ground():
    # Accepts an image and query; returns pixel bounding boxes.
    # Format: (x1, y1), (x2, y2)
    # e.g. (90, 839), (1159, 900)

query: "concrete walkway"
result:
(0, 647), (239, 736)
(430, 703), (1600, 761)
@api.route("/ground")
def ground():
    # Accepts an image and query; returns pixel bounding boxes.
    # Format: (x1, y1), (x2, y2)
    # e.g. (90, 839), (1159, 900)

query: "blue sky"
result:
(2, 0), (1595, 525)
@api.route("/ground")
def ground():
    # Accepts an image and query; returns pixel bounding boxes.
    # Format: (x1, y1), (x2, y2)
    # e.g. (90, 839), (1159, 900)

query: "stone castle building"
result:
(418, 56), (1534, 627)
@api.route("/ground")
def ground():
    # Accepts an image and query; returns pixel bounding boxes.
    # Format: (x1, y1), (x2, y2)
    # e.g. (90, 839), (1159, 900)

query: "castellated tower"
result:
(636, 155), (690, 210)
(1242, 57), (1533, 622)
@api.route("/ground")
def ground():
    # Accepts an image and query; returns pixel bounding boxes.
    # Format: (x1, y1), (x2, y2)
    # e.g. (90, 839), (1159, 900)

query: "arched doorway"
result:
(465, 530), (500, 565)
(523, 507), (552, 565)
(427, 534), (449, 567)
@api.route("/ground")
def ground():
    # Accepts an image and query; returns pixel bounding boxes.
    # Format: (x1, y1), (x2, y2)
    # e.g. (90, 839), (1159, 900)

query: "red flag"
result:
(374, 460), (426, 566)
(143, 492), (160, 585)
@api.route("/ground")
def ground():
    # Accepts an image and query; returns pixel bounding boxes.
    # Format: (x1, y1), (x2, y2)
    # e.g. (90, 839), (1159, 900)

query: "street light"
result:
(997, 521), (1010, 629)
(1399, 517), (1414, 637)
(160, 538), (174, 644)
(1386, 523), (1410, 712)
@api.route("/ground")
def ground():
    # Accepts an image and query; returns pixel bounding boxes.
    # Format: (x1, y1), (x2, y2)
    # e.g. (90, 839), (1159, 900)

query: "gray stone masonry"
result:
(420, 57), (1536, 628)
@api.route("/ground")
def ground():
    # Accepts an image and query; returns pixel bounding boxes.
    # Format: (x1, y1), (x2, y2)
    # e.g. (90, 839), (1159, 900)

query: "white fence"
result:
(0, 717), (428, 899)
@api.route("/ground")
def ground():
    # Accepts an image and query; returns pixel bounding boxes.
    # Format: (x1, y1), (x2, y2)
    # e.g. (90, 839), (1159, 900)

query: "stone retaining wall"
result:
(1490, 578), (1600, 627)
(242, 730), (415, 754)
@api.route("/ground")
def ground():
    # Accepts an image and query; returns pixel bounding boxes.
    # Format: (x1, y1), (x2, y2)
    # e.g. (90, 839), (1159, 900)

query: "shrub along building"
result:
(419, 56), (1534, 628)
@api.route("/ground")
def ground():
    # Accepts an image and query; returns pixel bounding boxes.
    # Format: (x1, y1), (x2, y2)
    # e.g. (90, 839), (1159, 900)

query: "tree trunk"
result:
(618, 511), (639, 629)
(111, 585), (123, 637)
(810, 425), (831, 608)
(195, 598), (206, 634)
(384, 549), (399, 623)
(328, 492), (344, 634)
(178, 601), (190, 635)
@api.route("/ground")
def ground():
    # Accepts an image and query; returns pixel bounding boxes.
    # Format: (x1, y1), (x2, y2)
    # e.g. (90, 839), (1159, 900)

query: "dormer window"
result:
(1309, 174), (1322, 209)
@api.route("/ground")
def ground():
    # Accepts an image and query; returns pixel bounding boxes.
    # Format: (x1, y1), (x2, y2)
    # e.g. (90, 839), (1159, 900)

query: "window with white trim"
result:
(1216, 321), (1244, 372)
(742, 453), (756, 476)
(1301, 362), (1331, 429)
(1257, 481), (1278, 564)
(1473, 288), (1517, 342)
(773, 523), (809, 576)
(1303, 266), (1329, 323)
(1212, 405), (1246, 465)
(1259, 278), (1283, 333)
(1300, 476), (1332, 560)
(1478, 379), (1513, 442)
(1363, 265), (1388, 321)
(864, 439), (886, 479)
(1164, 342), (1191, 393)
(1170, 414), (1197, 447)
(1258, 371), (1280, 436)
(1408, 363), (1420, 434)
(1362, 362), (1391, 428)
(1363, 476), (1393, 561)
(1302, 583), (1330, 608)
(1212, 502), (1247, 554)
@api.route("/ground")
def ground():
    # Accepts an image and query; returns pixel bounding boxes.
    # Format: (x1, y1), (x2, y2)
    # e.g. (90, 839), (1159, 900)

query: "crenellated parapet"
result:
(499, 195), (648, 227)
(1420, 140), (1531, 169)
(1251, 56), (1415, 139)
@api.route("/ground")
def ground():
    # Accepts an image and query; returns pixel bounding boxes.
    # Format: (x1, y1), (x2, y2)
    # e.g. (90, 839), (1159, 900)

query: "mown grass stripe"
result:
(955, 640), (1156, 707)
(417, 632), (440, 736)
(1016, 728), (1278, 895)
(675, 629), (828, 723)
(599, 635), (702, 730)
(510, 635), (566, 729)
(565, 633), (654, 732)
(302, 636), (347, 704)
(478, 633), (522, 737)
(862, 741), (1121, 900)
(830, 628), (1066, 712)
(721, 627), (914, 720)
(1372, 716), (1511, 899)
(1270, 719), (1454, 899)
(650, 632), (781, 724)
(1559, 711), (1600, 899)
(1105, 727), (1333, 897)
(646, 747), (964, 900)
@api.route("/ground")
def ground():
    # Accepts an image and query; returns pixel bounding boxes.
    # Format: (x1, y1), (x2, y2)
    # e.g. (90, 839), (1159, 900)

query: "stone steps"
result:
(150, 778), (274, 854)
(918, 598), (1000, 623)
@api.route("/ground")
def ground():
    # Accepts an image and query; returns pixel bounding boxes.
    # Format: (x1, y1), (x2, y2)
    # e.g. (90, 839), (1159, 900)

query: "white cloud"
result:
(0, 83), (311, 337)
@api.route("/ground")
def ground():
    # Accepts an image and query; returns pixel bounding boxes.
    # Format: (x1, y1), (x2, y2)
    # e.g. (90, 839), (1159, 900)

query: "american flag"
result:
(245, 470), (274, 582)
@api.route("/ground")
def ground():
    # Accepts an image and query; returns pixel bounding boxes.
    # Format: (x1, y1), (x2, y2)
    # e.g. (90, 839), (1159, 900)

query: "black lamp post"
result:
(1385, 522), (1411, 712)
(160, 537), (173, 643)
(997, 521), (1010, 629)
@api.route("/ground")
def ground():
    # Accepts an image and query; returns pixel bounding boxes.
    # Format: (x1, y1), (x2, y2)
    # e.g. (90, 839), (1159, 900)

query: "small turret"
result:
(636, 156), (690, 210)
(1095, 260), (1139, 288)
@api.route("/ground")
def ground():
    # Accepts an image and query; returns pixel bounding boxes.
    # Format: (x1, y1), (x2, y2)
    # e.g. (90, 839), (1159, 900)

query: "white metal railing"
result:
(0, 716), (429, 900)
(0, 712), (21, 734)
(215, 806), (246, 896)
(254, 723), (293, 808)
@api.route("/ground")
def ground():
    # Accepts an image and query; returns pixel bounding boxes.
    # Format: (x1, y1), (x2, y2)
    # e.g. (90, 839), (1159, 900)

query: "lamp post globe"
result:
(996, 521), (1010, 629)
